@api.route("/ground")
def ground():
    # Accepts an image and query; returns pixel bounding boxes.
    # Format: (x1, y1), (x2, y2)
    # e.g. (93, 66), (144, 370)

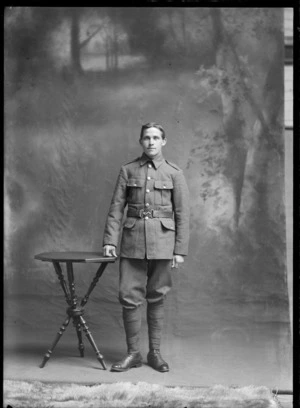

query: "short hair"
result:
(140, 122), (166, 140)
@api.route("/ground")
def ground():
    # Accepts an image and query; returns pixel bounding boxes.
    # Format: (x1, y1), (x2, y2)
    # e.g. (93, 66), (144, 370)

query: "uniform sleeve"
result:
(172, 170), (190, 256)
(102, 166), (128, 247)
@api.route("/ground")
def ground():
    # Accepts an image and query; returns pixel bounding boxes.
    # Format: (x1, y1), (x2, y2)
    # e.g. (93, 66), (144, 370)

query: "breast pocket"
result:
(154, 180), (173, 206)
(127, 178), (144, 203)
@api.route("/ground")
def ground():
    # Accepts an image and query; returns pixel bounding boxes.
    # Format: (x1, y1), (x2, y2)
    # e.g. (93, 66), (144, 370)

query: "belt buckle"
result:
(140, 209), (153, 218)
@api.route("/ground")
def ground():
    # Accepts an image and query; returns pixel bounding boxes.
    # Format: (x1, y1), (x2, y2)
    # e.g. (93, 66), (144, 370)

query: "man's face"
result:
(139, 127), (167, 158)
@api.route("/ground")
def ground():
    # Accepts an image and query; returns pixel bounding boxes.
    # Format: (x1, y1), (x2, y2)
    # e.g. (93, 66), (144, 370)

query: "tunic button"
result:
(147, 176), (151, 180)
(163, 185), (166, 189)
(144, 216), (149, 220)
(134, 183), (137, 186)
(145, 203), (150, 207)
(146, 189), (150, 193)
(148, 164), (152, 168)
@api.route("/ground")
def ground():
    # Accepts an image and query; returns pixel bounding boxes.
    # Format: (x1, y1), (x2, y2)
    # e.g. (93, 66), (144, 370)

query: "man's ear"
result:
(162, 138), (167, 146)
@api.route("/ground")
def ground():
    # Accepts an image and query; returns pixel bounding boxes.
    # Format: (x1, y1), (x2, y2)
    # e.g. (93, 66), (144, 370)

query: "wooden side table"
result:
(34, 252), (117, 370)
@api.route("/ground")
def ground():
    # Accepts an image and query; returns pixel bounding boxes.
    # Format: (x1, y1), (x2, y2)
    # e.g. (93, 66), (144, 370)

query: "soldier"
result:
(103, 122), (189, 373)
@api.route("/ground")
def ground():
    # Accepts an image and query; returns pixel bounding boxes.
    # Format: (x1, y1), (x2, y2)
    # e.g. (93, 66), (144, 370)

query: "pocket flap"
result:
(160, 218), (175, 231)
(127, 178), (144, 188)
(123, 217), (137, 229)
(154, 180), (174, 190)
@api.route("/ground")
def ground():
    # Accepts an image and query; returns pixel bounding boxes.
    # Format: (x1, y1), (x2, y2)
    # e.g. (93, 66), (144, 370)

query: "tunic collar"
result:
(139, 152), (165, 169)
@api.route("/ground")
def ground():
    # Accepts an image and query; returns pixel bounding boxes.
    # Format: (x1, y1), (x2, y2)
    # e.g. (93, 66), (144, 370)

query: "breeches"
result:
(119, 258), (172, 309)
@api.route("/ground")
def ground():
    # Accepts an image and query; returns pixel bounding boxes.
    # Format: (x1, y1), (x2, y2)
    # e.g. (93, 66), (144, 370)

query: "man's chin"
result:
(145, 150), (157, 157)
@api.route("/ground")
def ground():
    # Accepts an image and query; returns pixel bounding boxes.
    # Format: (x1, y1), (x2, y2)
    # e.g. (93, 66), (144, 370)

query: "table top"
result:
(34, 252), (117, 263)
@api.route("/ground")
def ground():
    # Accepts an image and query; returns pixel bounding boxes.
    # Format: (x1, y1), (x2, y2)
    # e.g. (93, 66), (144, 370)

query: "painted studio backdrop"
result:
(4, 7), (292, 388)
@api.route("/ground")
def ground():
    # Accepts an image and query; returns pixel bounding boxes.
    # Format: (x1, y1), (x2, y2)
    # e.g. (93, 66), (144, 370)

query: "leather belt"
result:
(127, 208), (174, 219)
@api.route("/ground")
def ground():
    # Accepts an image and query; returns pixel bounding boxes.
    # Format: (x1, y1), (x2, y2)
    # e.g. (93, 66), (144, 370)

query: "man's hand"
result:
(103, 245), (117, 257)
(171, 255), (185, 269)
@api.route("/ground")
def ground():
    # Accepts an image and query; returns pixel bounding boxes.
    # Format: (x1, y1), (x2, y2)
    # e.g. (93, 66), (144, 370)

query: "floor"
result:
(4, 349), (293, 408)
(4, 323), (293, 408)
(275, 394), (293, 408)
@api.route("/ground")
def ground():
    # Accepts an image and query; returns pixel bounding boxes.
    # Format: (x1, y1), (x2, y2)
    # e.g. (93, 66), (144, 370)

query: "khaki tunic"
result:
(103, 152), (190, 259)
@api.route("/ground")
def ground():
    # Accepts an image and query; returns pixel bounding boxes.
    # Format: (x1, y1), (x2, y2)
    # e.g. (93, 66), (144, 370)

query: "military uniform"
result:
(103, 151), (189, 369)
(103, 152), (189, 259)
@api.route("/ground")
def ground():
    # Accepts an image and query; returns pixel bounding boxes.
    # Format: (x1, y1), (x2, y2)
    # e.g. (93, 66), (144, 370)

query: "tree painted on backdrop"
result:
(186, 8), (286, 309)
(4, 7), (116, 80)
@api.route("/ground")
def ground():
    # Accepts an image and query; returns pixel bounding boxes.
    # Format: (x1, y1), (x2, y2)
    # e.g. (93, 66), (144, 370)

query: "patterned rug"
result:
(3, 380), (280, 408)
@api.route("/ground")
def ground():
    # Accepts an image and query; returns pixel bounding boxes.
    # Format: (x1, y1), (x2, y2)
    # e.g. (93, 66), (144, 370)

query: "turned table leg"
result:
(80, 263), (108, 308)
(66, 261), (86, 358)
(53, 261), (71, 306)
(40, 316), (71, 368)
(79, 315), (107, 370)
(66, 261), (77, 309)
(73, 316), (84, 357)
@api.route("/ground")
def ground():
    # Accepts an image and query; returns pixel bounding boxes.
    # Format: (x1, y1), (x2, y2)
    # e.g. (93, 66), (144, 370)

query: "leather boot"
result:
(111, 306), (142, 372)
(147, 300), (169, 372)
(147, 349), (169, 372)
(111, 352), (143, 372)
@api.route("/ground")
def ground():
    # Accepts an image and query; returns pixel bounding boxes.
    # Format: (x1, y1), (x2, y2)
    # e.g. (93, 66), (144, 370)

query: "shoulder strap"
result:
(165, 159), (181, 171)
(124, 156), (140, 166)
